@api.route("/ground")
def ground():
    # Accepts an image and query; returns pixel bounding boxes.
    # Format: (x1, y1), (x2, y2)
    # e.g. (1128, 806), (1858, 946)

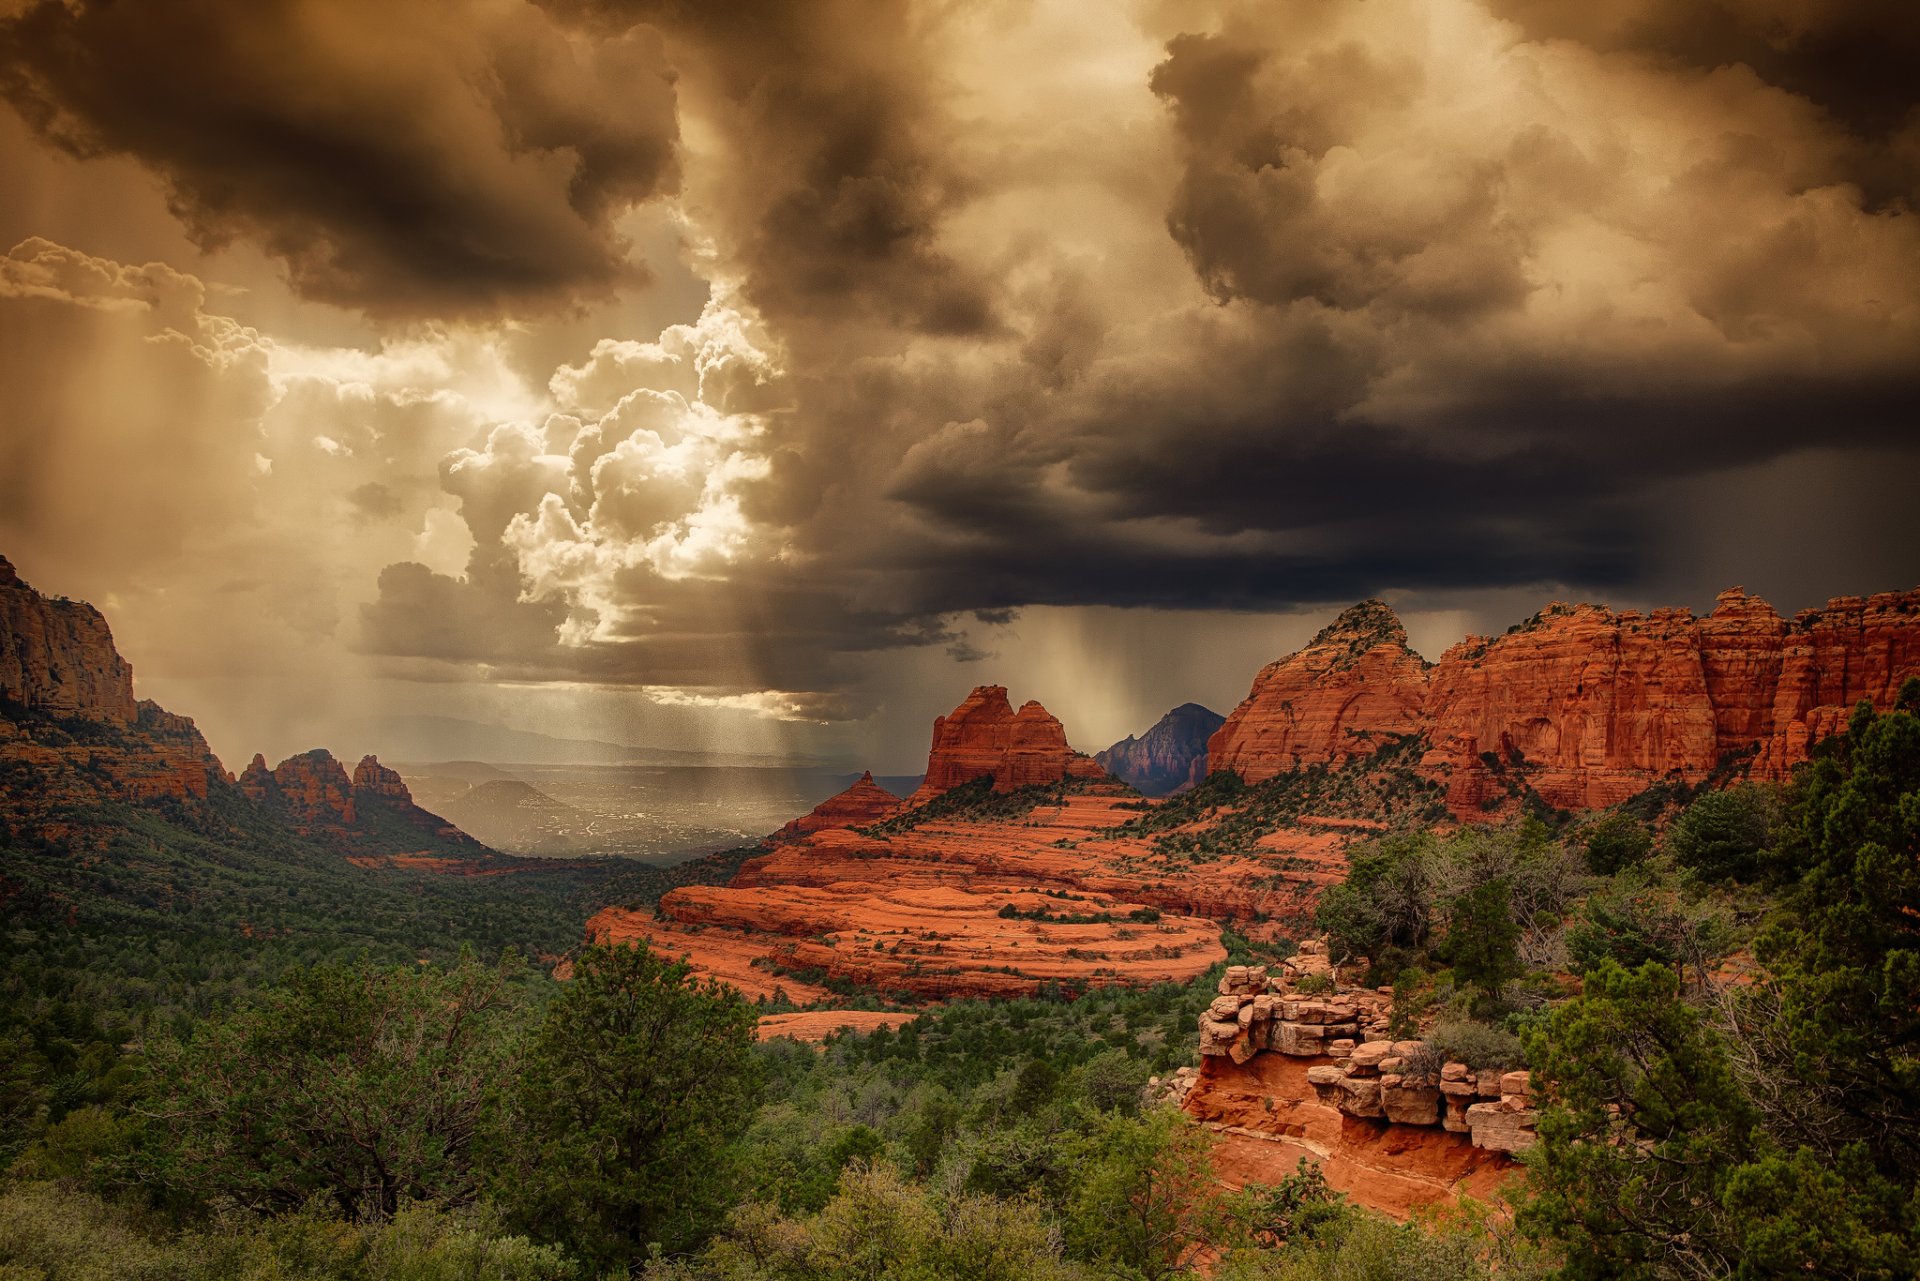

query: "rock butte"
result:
(1209, 588), (1920, 812)
(907, 685), (1107, 804)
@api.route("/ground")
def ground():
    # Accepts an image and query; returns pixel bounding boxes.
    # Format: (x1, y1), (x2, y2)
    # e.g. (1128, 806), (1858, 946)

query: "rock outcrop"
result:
(262, 748), (358, 830)
(2, 555), (508, 870)
(1210, 587), (1920, 812)
(0, 556), (139, 723)
(1187, 944), (1536, 1155)
(1096, 703), (1224, 796)
(0, 556), (226, 805)
(1207, 602), (1433, 782)
(769, 771), (901, 842)
(1181, 943), (1525, 1216)
(908, 686), (1107, 804)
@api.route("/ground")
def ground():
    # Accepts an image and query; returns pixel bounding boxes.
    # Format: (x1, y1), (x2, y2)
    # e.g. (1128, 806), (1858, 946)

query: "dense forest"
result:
(2, 689), (1916, 1278)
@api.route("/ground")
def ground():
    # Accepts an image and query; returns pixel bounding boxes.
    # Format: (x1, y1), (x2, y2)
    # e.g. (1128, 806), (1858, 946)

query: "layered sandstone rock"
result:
(1206, 602), (1432, 783)
(908, 686), (1106, 804)
(1210, 586), (1920, 813)
(769, 771), (901, 842)
(1186, 943), (1537, 1166)
(0, 556), (138, 723)
(1095, 703), (1224, 796)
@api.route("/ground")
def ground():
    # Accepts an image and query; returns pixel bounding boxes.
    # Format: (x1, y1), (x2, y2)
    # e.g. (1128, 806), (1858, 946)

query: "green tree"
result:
(1520, 960), (1761, 1279)
(1443, 877), (1521, 1004)
(502, 941), (760, 1269)
(1580, 813), (1652, 876)
(1066, 1108), (1225, 1281)
(1667, 783), (1777, 882)
(1314, 833), (1436, 969)
(1524, 695), (1920, 1276)
(139, 954), (529, 1220)
(1747, 688), (1920, 1182)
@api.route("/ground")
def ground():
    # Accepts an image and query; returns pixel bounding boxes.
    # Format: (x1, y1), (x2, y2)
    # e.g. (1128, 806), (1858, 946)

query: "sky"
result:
(1, 0), (1917, 772)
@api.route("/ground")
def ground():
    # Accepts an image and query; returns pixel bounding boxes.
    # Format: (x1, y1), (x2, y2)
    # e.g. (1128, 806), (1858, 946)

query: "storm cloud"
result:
(3, 0), (1918, 757)
(0, 0), (681, 316)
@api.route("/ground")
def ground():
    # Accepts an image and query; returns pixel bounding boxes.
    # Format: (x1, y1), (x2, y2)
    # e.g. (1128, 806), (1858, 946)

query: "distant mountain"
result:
(438, 778), (592, 857)
(1096, 703), (1225, 796)
(345, 714), (832, 768)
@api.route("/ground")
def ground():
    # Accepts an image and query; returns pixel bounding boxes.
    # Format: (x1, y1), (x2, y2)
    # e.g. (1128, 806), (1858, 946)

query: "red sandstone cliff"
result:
(1206, 601), (1433, 782)
(1211, 587), (1920, 813)
(2, 555), (498, 860)
(0, 556), (226, 804)
(769, 771), (901, 842)
(0, 556), (139, 723)
(907, 686), (1107, 804)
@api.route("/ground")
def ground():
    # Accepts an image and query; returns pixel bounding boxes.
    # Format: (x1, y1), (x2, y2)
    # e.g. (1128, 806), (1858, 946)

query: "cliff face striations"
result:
(908, 686), (1107, 804)
(1210, 587), (1920, 812)
(1096, 703), (1225, 795)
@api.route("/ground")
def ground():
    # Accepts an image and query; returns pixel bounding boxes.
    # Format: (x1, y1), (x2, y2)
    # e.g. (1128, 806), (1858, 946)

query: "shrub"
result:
(1427, 1020), (1524, 1071)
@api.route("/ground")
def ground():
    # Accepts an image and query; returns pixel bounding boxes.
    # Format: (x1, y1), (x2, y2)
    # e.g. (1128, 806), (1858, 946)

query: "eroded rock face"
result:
(0, 556), (138, 723)
(908, 686), (1106, 804)
(1210, 587), (1920, 813)
(352, 754), (412, 802)
(1095, 703), (1224, 796)
(769, 771), (901, 842)
(1207, 602), (1433, 783)
(268, 749), (358, 829)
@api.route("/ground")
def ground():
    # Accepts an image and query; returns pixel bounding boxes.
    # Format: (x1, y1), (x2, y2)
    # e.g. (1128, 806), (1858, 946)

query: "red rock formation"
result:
(1211, 587), (1920, 813)
(769, 771), (901, 842)
(0, 557), (226, 805)
(1754, 590), (1920, 777)
(0, 556), (138, 723)
(1421, 604), (1721, 811)
(268, 749), (358, 829)
(908, 686), (1106, 804)
(1207, 601), (1433, 783)
(351, 754), (413, 802)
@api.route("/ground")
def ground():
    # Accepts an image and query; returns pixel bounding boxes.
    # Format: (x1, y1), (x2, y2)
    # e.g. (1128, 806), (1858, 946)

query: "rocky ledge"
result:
(1188, 945), (1537, 1154)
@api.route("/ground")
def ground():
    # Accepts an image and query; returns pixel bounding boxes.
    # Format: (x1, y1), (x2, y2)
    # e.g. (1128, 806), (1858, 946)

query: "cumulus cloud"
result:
(0, 0), (681, 316)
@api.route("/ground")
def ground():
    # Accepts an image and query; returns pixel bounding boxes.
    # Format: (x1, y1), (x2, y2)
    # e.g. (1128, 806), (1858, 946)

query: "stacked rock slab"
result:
(1194, 941), (1537, 1153)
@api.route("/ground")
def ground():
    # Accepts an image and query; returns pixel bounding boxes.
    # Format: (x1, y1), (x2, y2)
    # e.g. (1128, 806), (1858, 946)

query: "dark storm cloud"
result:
(537, 0), (997, 336)
(1485, 0), (1920, 140)
(0, 0), (680, 317)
